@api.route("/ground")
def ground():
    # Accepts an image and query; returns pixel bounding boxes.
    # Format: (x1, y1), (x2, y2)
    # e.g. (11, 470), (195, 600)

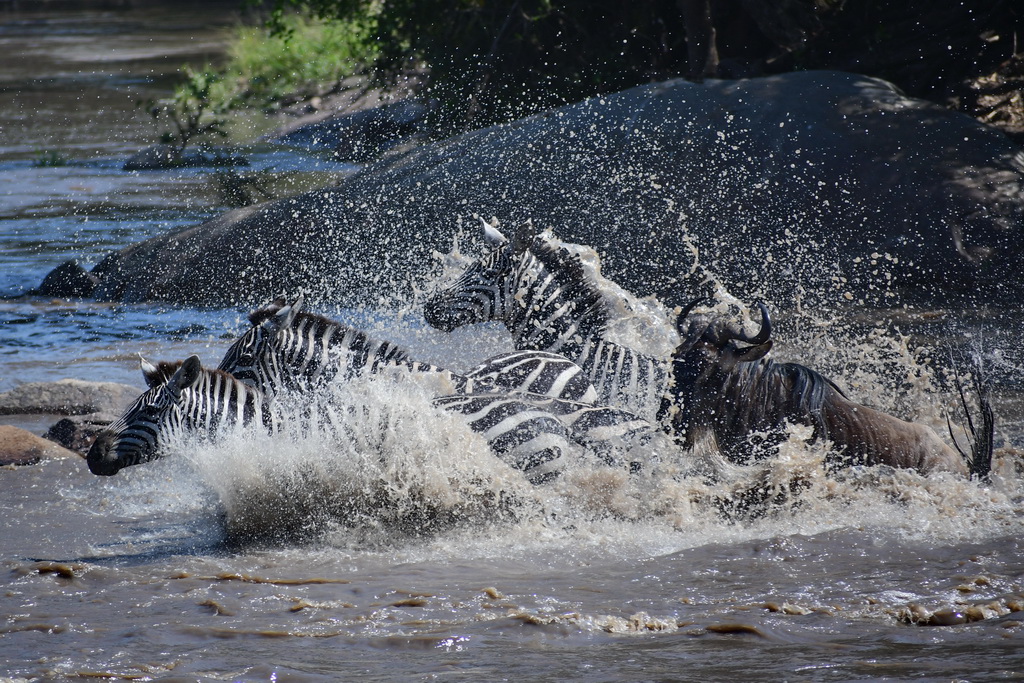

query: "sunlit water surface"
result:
(1, 4), (1023, 681)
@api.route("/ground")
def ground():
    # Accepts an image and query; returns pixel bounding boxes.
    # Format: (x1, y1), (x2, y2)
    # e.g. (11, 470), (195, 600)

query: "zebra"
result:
(86, 356), (275, 476)
(87, 355), (656, 485)
(423, 219), (670, 421)
(215, 297), (663, 481)
(218, 296), (598, 404)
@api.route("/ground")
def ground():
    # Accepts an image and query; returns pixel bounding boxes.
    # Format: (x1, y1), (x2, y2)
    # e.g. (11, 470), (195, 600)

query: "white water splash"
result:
(94, 370), (1022, 561)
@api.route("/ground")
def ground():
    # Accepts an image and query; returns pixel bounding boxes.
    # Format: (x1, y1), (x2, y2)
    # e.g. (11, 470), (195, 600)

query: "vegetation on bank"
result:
(143, 12), (380, 152)
(254, 0), (1023, 137)
(149, 0), (1023, 153)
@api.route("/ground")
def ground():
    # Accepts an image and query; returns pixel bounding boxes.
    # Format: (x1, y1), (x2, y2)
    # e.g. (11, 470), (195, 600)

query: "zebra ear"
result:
(139, 356), (164, 388)
(168, 355), (203, 394)
(268, 294), (303, 332)
(288, 294), (305, 319)
(480, 217), (508, 246)
(512, 219), (537, 255)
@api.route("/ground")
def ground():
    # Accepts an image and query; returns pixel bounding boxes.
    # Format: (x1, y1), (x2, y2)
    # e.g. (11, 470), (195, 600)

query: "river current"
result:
(1, 4), (1023, 681)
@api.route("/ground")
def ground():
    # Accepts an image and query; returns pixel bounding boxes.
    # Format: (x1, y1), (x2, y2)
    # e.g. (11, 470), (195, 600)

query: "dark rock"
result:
(36, 260), (99, 298)
(88, 72), (1024, 310)
(44, 414), (114, 455)
(0, 380), (138, 416)
(0, 425), (80, 466)
(123, 144), (182, 171)
(270, 99), (430, 161)
(124, 144), (248, 171)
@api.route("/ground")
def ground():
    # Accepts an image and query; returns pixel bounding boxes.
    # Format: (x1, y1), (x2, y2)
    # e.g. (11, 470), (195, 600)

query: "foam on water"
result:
(91, 370), (1023, 566)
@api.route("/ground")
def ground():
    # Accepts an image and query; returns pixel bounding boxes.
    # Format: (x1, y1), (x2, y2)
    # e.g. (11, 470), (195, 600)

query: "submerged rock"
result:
(36, 260), (99, 298)
(123, 143), (181, 170)
(0, 380), (138, 416)
(123, 144), (248, 171)
(87, 71), (1023, 309)
(44, 414), (115, 456)
(270, 98), (430, 162)
(0, 425), (80, 466)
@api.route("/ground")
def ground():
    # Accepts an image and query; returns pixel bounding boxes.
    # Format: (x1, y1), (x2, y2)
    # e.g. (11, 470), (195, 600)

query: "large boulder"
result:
(85, 71), (1023, 310)
(0, 426), (80, 466)
(0, 380), (138, 416)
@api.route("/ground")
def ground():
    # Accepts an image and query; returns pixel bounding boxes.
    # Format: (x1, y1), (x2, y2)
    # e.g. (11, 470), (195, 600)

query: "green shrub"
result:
(143, 65), (232, 153)
(224, 13), (380, 105)
(32, 149), (69, 167)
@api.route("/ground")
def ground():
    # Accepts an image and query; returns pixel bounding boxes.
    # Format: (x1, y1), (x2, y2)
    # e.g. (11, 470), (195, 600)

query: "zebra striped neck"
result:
(503, 247), (609, 354)
(176, 369), (274, 434)
(498, 242), (669, 419)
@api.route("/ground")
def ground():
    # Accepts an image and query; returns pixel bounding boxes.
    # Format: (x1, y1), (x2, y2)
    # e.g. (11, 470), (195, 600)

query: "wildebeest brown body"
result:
(660, 303), (990, 479)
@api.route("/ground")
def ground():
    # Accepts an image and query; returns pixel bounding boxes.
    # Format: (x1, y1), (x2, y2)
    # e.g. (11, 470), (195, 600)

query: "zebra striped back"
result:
(86, 356), (271, 476)
(218, 297), (597, 403)
(214, 298), (662, 483)
(434, 392), (660, 483)
(217, 297), (413, 399)
(424, 220), (670, 419)
(464, 350), (598, 404)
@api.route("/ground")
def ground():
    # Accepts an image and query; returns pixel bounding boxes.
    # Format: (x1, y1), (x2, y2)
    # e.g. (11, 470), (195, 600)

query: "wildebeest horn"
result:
(679, 296), (704, 321)
(724, 302), (772, 345)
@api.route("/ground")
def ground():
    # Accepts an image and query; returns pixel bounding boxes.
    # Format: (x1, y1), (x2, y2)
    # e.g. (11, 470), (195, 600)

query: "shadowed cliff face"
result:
(86, 71), (1023, 311)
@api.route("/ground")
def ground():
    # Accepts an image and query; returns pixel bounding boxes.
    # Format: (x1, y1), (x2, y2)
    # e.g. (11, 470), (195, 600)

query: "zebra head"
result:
(217, 296), (303, 395)
(424, 218), (609, 353)
(86, 355), (203, 476)
(423, 218), (527, 332)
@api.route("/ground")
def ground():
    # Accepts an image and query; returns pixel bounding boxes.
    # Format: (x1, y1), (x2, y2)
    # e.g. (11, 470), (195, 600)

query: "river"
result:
(1, 3), (1023, 681)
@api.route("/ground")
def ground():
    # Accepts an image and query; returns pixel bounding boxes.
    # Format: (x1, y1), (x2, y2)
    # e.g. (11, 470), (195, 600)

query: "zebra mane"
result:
(292, 310), (416, 364)
(528, 237), (610, 330)
(143, 360), (240, 386)
(143, 360), (184, 385)
(248, 300), (286, 326)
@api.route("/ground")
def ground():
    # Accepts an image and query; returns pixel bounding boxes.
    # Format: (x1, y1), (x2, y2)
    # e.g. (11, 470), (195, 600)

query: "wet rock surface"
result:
(35, 259), (100, 298)
(83, 71), (1023, 310)
(0, 380), (138, 416)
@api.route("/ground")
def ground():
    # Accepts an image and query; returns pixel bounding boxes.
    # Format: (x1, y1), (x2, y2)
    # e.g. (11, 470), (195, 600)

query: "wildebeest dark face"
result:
(673, 301), (774, 378)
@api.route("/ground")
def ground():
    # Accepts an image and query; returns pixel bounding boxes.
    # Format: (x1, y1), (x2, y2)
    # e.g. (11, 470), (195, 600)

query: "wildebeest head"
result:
(86, 356), (203, 476)
(660, 301), (775, 451)
(673, 300), (774, 377)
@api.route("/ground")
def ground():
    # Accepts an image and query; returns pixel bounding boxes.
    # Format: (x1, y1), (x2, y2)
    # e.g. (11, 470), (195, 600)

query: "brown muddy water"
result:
(2, 3), (1024, 682)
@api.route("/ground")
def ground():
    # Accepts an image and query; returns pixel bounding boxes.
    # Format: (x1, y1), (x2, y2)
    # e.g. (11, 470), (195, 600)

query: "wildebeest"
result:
(658, 301), (993, 479)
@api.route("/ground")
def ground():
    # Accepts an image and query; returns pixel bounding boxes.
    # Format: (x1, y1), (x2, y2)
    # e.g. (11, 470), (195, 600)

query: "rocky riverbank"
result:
(45, 70), (1022, 312)
(0, 379), (138, 465)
